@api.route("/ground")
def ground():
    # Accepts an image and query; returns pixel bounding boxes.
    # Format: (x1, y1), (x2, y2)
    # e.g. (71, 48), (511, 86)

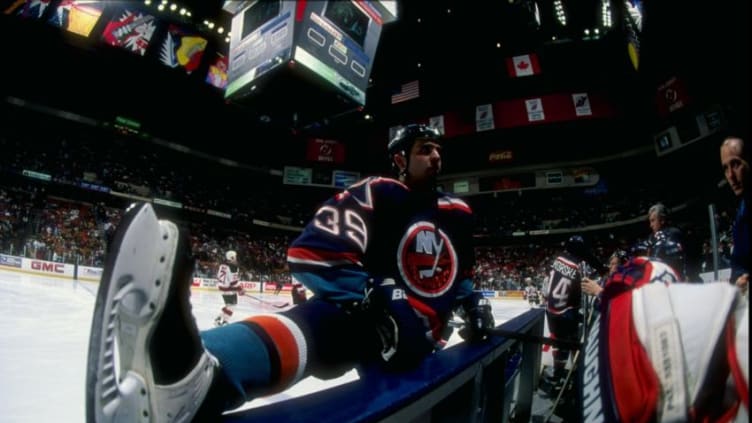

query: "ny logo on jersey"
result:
(398, 222), (458, 298)
(415, 230), (445, 279)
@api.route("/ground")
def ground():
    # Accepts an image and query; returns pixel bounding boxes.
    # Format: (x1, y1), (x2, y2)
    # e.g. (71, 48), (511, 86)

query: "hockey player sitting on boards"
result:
(85, 123), (496, 421)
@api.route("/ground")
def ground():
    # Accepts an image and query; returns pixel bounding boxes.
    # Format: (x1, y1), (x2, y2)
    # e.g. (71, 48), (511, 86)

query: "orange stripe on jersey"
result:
(407, 296), (441, 342)
(245, 315), (305, 390)
(287, 247), (363, 267)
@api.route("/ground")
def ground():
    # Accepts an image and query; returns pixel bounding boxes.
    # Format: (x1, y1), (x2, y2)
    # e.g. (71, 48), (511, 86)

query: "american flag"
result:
(391, 80), (420, 104)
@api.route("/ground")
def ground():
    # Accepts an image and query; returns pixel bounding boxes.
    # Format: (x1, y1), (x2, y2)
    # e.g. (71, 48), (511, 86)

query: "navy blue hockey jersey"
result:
(287, 176), (476, 344)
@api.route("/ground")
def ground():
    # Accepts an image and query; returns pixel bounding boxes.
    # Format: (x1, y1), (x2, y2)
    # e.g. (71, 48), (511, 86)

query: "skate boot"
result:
(539, 366), (566, 396)
(86, 203), (217, 422)
(213, 316), (224, 327)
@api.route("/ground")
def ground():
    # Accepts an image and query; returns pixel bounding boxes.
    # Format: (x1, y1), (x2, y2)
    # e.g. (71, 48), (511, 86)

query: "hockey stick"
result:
(448, 321), (580, 350)
(241, 293), (290, 309)
(487, 327), (580, 350)
(544, 303), (596, 422)
(544, 347), (581, 422)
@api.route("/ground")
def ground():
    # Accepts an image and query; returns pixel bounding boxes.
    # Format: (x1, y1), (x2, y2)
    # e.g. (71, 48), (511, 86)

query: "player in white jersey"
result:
(214, 250), (243, 326)
(523, 277), (539, 306)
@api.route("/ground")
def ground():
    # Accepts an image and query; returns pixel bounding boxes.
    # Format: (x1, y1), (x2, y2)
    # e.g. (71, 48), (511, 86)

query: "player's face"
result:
(608, 256), (620, 274)
(721, 138), (749, 197)
(405, 138), (442, 188)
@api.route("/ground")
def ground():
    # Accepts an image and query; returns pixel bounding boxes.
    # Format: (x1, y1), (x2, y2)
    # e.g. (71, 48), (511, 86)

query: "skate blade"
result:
(85, 203), (180, 423)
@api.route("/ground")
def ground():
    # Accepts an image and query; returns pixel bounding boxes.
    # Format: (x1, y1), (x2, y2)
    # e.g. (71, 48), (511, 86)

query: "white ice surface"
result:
(0, 269), (536, 422)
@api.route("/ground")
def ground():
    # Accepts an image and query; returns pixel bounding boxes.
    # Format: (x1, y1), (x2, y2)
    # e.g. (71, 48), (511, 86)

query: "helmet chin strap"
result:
(397, 150), (409, 178)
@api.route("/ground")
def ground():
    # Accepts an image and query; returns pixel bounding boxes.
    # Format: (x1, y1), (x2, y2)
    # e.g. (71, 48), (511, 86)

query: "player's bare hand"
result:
(581, 278), (603, 296)
(735, 273), (749, 296)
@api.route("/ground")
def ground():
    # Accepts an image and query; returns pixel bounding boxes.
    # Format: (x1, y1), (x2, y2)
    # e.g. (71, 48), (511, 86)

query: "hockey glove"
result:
(363, 278), (435, 369)
(458, 292), (494, 342)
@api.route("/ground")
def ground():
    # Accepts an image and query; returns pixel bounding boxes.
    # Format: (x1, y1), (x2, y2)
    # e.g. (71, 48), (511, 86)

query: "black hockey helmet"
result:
(387, 124), (441, 156)
(564, 235), (588, 258)
(387, 124), (441, 175)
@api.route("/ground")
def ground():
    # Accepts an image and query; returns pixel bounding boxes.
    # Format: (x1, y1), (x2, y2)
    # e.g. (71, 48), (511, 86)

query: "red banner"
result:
(656, 76), (690, 117)
(390, 91), (617, 141)
(306, 138), (345, 164)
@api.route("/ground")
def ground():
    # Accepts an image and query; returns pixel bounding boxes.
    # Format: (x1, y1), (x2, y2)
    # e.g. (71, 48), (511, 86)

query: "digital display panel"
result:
(225, 0), (294, 98)
(241, 0), (280, 40)
(224, 0), (396, 103)
(322, 1), (369, 48)
(283, 166), (312, 186)
(333, 170), (360, 188)
(294, 1), (385, 105)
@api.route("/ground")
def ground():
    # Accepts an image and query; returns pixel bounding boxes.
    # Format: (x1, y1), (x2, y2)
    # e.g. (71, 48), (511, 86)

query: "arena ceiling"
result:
(176, 0), (748, 137)
(1, 0), (747, 168)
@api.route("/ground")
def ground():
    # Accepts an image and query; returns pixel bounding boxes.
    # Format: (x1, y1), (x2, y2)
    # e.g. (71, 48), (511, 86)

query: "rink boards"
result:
(224, 308), (545, 423)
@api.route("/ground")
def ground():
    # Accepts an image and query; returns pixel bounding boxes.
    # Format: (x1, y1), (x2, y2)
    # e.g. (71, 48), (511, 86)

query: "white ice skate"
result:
(86, 203), (216, 423)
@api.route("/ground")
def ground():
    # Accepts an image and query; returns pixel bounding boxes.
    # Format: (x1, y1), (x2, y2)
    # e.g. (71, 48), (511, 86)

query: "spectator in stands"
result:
(720, 135), (750, 293)
(86, 123), (496, 420)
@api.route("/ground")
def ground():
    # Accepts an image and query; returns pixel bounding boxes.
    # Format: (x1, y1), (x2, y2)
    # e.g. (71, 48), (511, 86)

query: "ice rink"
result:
(0, 269), (535, 422)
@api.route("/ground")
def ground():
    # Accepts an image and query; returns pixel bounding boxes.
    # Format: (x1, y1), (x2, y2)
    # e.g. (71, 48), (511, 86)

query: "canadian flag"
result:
(506, 53), (541, 77)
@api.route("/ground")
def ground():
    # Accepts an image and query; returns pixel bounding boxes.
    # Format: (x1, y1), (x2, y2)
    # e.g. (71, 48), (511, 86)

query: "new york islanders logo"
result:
(397, 222), (458, 297)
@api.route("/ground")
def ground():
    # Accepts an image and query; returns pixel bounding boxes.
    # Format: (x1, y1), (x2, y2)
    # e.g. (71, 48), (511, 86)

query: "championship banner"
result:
(159, 24), (208, 74)
(4, 0), (50, 18)
(306, 138), (345, 164)
(572, 93), (592, 116)
(475, 104), (495, 132)
(525, 98), (545, 122)
(205, 52), (229, 89)
(48, 0), (105, 37)
(656, 76), (690, 117)
(101, 7), (158, 56)
(429, 115), (445, 135)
